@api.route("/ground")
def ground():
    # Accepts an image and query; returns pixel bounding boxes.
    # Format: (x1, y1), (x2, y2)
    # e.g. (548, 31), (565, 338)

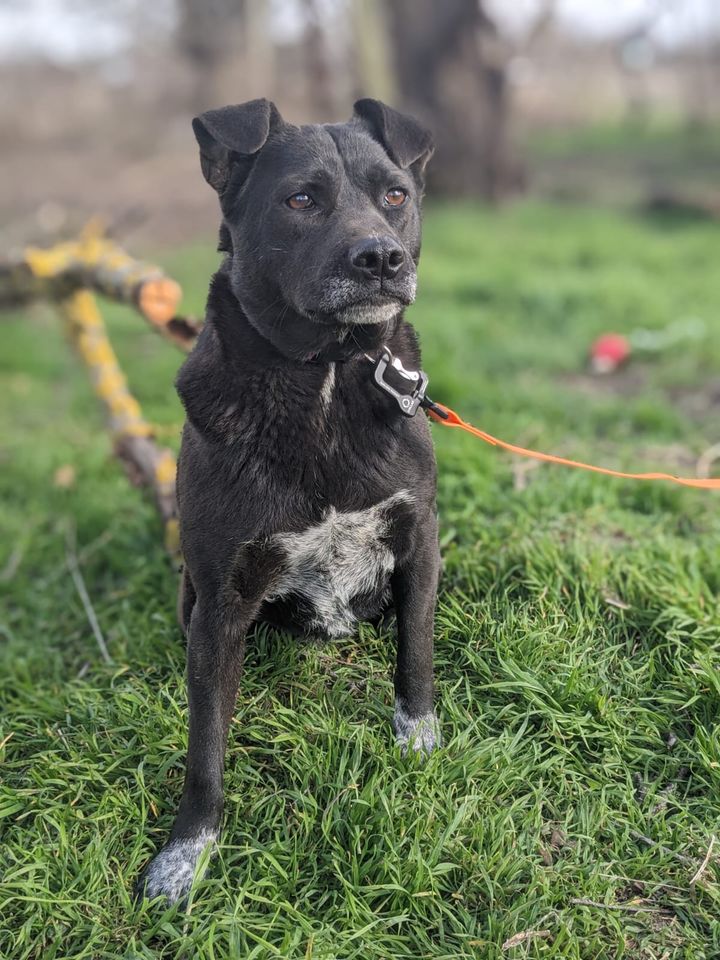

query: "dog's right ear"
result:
(192, 98), (282, 194)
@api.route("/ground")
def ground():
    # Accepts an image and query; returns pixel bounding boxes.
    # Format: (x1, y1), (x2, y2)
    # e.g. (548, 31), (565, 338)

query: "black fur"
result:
(137, 98), (441, 904)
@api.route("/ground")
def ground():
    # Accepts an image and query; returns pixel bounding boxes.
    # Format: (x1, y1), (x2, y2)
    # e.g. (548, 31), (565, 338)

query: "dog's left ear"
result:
(192, 98), (283, 194)
(353, 98), (434, 181)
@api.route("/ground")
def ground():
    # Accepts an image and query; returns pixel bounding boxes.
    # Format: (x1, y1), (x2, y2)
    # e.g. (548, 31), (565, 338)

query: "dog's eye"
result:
(383, 188), (407, 207)
(286, 192), (314, 210)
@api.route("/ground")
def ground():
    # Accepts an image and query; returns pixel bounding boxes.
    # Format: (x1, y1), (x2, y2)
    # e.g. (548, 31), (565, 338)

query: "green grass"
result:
(2, 202), (720, 959)
(527, 121), (720, 206)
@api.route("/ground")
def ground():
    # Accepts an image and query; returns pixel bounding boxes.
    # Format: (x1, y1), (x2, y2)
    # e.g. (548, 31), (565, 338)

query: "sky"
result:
(0, 0), (718, 64)
(490, 0), (720, 47)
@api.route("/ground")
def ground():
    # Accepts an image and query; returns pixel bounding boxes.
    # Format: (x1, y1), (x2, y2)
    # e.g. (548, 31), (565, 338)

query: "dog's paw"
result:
(136, 830), (216, 905)
(393, 702), (441, 757)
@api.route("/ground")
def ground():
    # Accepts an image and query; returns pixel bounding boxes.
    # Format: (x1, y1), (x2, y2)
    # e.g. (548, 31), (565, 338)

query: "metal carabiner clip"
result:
(371, 347), (429, 417)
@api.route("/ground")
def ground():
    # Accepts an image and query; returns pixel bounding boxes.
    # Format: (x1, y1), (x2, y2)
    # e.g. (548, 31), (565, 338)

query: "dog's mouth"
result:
(305, 292), (411, 327)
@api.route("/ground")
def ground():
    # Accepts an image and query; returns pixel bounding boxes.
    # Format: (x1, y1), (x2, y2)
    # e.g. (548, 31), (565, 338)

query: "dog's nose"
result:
(349, 236), (405, 281)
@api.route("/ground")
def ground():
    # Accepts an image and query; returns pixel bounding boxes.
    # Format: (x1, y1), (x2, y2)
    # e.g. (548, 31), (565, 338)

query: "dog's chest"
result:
(266, 491), (410, 637)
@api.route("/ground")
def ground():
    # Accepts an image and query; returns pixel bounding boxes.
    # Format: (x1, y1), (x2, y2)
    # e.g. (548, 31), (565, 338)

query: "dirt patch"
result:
(560, 364), (650, 399)
(667, 380), (720, 420)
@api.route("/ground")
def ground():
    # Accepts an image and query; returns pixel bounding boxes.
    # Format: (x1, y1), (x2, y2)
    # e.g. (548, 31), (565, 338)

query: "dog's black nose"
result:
(349, 236), (405, 281)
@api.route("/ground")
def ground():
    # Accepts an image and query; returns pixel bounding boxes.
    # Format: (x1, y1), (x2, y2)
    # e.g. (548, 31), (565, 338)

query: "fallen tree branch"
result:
(1, 222), (193, 560)
(60, 289), (180, 558)
(570, 897), (672, 915)
(627, 828), (696, 867)
(502, 928), (552, 950)
(0, 219), (199, 351)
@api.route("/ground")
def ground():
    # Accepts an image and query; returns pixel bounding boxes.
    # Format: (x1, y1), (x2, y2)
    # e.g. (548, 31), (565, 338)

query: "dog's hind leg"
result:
(137, 540), (284, 904)
(391, 509), (442, 757)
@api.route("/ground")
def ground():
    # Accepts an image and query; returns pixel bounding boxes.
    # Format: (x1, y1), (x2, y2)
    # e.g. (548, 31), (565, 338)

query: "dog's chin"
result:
(337, 300), (404, 326)
(306, 299), (405, 327)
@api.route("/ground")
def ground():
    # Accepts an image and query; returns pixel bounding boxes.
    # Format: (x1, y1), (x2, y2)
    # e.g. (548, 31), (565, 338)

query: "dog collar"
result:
(364, 347), (448, 420)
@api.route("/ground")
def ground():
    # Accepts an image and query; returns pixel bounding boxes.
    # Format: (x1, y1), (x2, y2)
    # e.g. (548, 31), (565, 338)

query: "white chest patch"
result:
(268, 490), (412, 637)
(320, 362), (336, 409)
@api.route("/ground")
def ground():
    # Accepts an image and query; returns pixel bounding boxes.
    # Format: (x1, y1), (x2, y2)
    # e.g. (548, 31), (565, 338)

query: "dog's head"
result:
(193, 98), (433, 358)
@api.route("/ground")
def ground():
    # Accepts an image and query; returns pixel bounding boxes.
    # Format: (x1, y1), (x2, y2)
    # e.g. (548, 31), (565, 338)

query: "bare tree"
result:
(299, 0), (338, 118)
(177, 0), (246, 111)
(614, 0), (677, 124)
(350, 0), (397, 104)
(382, 0), (517, 199)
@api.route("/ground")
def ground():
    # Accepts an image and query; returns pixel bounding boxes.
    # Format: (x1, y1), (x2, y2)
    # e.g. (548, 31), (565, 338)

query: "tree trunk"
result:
(300, 0), (337, 119)
(350, 0), (396, 104)
(385, 0), (518, 200)
(177, 0), (246, 112)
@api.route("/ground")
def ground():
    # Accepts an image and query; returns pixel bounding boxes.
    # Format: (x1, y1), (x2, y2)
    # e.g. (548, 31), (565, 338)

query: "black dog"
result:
(139, 98), (440, 903)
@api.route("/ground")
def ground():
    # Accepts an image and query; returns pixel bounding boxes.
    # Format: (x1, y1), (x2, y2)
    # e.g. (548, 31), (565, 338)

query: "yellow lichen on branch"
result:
(0, 222), (193, 560)
(61, 288), (180, 556)
(62, 290), (152, 438)
(21, 220), (190, 347)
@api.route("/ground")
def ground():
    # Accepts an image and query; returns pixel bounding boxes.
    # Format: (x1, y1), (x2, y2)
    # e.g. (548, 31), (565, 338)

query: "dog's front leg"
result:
(391, 510), (441, 756)
(137, 542), (282, 904)
(136, 600), (246, 904)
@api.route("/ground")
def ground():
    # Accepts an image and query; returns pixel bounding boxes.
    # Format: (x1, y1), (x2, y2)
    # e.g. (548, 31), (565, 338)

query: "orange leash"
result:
(426, 403), (720, 490)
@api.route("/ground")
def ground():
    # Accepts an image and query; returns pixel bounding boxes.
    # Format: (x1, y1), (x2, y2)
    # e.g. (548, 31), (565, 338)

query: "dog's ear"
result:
(192, 98), (282, 194)
(353, 98), (434, 180)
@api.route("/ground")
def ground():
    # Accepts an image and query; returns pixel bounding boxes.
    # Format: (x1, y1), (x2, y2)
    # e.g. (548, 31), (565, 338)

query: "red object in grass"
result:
(590, 333), (631, 374)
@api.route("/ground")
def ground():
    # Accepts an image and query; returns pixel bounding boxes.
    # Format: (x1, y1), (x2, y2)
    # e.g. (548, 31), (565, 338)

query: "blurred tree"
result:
(384, 0), (518, 200)
(300, 0), (337, 118)
(615, 0), (676, 125)
(349, 0), (396, 104)
(243, 0), (275, 101)
(177, 0), (246, 110)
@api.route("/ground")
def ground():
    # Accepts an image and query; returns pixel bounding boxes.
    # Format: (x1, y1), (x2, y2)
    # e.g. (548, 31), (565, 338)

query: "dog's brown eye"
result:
(384, 188), (407, 207)
(287, 193), (314, 210)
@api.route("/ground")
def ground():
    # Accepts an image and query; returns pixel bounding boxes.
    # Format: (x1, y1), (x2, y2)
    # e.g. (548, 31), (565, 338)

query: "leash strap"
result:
(367, 346), (719, 489)
(426, 403), (720, 490)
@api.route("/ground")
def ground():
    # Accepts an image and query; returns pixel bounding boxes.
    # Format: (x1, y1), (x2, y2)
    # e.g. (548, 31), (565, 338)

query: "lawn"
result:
(1, 202), (719, 959)
(527, 120), (720, 207)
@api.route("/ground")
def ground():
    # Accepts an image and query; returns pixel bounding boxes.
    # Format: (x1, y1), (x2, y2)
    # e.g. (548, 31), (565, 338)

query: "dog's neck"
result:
(210, 264), (401, 367)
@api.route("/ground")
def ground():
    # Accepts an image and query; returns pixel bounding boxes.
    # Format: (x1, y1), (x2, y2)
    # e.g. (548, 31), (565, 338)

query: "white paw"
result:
(138, 830), (216, 904)
(393, 702), (441, 757)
